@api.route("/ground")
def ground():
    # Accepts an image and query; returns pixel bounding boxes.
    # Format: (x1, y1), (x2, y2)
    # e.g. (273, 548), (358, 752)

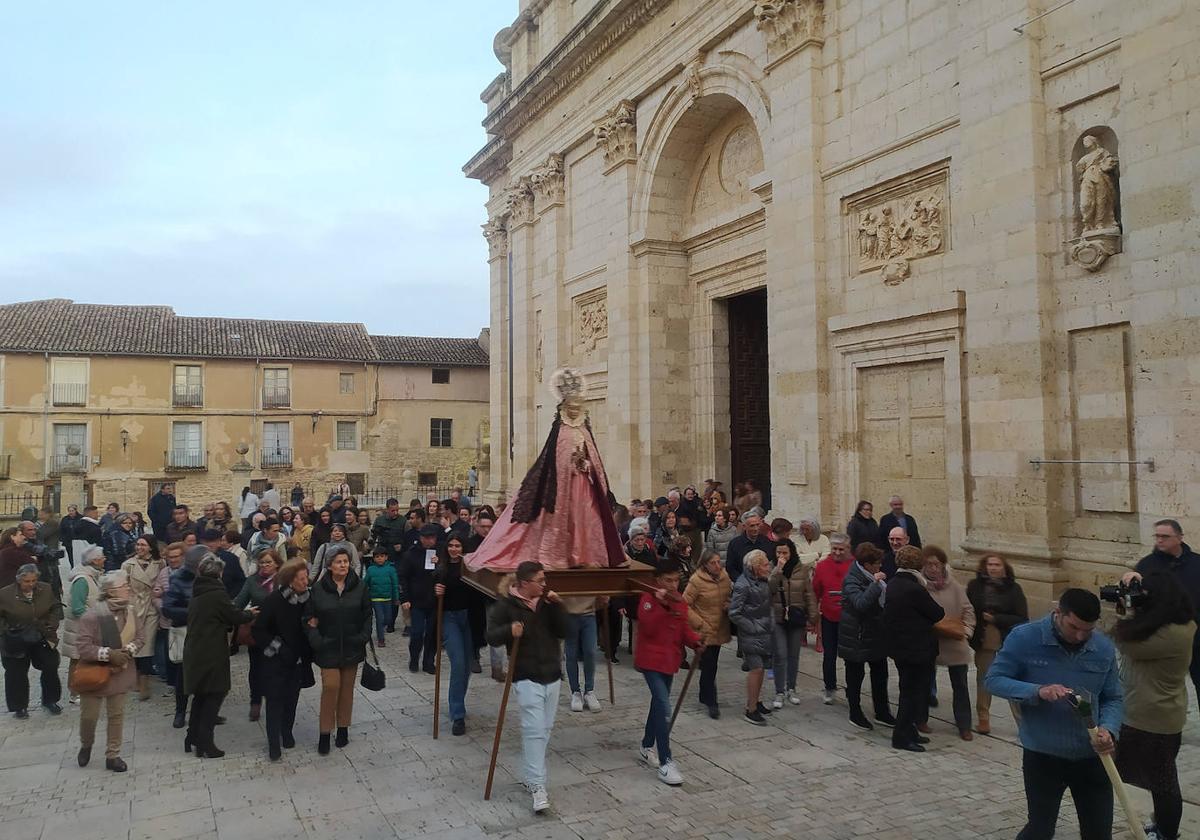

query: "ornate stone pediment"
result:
(754, 0), (824, 65)
(503, 176), (535, 227)
(530, 153), (565, 211)
(593, 100), (637, 173)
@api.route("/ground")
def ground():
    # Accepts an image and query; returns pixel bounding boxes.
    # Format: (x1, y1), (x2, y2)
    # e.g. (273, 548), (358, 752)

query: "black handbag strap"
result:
(366, 636), (381, 671)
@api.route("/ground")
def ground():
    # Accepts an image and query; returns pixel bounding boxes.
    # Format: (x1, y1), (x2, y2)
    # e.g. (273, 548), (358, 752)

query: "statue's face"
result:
(563, 397), (583, 421)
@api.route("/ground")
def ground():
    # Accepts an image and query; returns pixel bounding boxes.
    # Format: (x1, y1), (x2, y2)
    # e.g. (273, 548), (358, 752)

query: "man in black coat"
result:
(147, 482), (176, 542)
(725, 512), (774, 581)
(877, 495), (921, 549)
(1136, 518), (1200, 710)
(399, 523), (442, 674)
(369, 498), (408, 566)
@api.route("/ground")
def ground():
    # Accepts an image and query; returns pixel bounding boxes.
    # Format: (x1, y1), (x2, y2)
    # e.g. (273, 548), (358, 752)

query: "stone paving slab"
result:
(1, 633), (1197, 840)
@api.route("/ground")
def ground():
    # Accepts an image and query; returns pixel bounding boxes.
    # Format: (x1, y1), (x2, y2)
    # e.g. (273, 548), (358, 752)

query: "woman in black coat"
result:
(182, 553), (258, 758)
(846, 500), (881, 550)
(964, 553), (1028, 734)
(838, 543), (895, 730)
(252, 558), (313, 761)
(883, 545), (944, 752)
(303, 548), (371, 755)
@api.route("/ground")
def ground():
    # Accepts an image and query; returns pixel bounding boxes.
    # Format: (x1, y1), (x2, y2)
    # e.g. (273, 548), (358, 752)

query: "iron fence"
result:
(261, 448), (294, 469)
(0, 492), (38, 516)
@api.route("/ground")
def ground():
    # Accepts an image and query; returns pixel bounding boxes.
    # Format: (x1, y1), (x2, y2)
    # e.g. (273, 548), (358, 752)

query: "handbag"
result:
(168, 626), (187, 663)
(778, 577), (808, 630)
(235, 621), (255, 648)
(934, 616), (967, 641)
(359, 637), (385, 691)
(2, 626), (42, 658)
(69, 661), (112, 693)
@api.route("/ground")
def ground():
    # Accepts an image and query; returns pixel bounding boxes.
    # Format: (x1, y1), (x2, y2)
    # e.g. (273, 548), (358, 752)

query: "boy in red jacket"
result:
(635, 561), (703, 786)
(811, 534), (853, 704)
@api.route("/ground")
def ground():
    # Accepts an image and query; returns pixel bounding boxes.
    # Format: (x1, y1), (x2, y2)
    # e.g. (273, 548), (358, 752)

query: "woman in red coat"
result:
(635, 560), (703, 787)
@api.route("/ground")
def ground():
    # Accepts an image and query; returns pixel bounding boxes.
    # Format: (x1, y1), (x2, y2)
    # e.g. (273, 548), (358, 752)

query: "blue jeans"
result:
(563, 613), (597, 694)
(372, 602), (393, 643)
(642, 670), (674, 765)
(441, 609), (471, 722)
(514, 679), (560, 788)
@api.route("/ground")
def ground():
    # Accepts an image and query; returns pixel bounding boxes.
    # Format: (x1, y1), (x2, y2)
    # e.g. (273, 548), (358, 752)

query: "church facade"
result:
(465, 0), (1199, 598)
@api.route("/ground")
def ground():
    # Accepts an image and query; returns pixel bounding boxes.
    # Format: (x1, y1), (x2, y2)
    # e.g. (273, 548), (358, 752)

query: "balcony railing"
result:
(51, 383), (87, 406)
(166, 449), (207, 470)
(262, 387), (291, 408)
(50, 452), (88, 475)
(172, 385), (204, 407)
(261, 447), (293, 468)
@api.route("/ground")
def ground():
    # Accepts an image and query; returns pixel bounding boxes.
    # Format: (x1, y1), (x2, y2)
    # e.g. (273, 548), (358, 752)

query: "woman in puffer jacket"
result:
(728, 549), (774, 726)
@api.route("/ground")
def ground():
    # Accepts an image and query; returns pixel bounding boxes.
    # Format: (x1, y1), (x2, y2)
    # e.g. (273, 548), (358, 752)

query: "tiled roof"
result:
(368, 334), (489, 367)
(0, 299), (488, 366)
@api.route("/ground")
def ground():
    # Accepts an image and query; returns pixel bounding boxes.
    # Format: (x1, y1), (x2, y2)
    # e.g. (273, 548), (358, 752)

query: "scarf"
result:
(281, 586), (310, 605)
(258, 571), (275, 594)
(927, 569), (949, 591)
(896, 567), (928, 587)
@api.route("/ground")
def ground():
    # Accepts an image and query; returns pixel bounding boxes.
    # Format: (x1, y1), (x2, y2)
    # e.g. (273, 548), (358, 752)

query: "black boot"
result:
(335, 727), (349, 748)
(281, 731), (295, 749)
(318, 733), (331, 755)
(173, 711), (187, 729)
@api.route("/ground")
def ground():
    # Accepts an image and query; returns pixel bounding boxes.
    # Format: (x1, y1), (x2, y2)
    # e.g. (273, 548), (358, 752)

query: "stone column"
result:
(505, 177), (538, 475)
(530, 153), (566, 440)
(59, 470), (87, 514)
(230, 443), (253, 521)
(483, 217), (511, 499)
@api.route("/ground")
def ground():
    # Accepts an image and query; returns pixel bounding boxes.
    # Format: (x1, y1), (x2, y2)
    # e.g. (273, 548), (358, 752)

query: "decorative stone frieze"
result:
(573, 289), (608, 353)
(482, 218), (508, 260)
(504, 176), (535, 227)
(754, 0), (824, 64)
(530, 153), (566, 211)
(593, 100), (637, 173)
(846, 166), (948, 283)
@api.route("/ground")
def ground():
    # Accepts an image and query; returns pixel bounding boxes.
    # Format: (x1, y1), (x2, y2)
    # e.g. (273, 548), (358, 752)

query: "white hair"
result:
(829, 532), (850, 546)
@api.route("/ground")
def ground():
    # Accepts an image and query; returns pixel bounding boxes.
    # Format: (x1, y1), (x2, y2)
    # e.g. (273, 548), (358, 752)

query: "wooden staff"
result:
(670, 648), (702, 731)
(484, 634), (520, 801)
(432, 592), (445, 739)
(597, 599), (615, 705)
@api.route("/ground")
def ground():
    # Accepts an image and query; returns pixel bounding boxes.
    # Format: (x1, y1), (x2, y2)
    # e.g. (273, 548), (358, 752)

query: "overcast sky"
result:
(0, 3), (511, 337)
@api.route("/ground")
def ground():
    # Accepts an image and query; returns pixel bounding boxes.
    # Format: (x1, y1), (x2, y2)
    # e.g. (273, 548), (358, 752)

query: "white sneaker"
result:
(638, 745), (659, 767)
(772, 693), (784, 710)
(569, 691), (584, 712)
(68, 695), (80, 705)
(657, 760), (684, 786)
(787, 690), (801, 705)
(583, 690), (601, 712)
(531, 785), (550, 813)
(822, 689), (835, 705)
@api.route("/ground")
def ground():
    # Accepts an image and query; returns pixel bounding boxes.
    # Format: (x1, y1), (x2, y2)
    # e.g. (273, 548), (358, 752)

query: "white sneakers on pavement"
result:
(583, 690), (601, 712)
(531, 785), (550, 813)
(822, 689), (835, 705)
(772, 693), (784, 710)
(638, 745), (659, 767)
(657, 760), (684, 786)
(570, 692), (584, 712)
(787, 689), (801, 705)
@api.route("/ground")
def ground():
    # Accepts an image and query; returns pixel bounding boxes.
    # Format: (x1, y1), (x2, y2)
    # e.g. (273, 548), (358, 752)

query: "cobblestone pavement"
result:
(1, 633), (1196, 840)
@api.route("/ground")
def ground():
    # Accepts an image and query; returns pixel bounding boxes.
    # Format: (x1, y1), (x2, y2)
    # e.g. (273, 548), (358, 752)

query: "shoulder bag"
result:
(359, 637), (385, 691)
(778, 575), (807, 630)
(168, 626), (187, 663)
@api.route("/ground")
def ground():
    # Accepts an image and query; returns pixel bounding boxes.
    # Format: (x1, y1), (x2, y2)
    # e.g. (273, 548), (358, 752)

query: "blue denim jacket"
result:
(984, 614), (1123, 760)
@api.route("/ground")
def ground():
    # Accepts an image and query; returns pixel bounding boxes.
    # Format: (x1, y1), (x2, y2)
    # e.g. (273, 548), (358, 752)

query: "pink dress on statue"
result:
(466, 413), (626, 572)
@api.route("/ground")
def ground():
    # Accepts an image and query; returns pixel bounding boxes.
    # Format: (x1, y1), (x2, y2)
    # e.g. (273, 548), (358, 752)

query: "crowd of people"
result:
(0, 478), (1197, 838)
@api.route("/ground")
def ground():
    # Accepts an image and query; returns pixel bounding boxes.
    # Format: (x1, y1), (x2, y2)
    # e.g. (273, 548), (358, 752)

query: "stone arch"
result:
(631, 64), (771, 243)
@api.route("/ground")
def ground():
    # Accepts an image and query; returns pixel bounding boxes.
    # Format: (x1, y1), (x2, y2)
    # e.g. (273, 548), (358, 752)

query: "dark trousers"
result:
(263, 662), (302, 754)
(1017, 750), (1113, 840)
(893, 659), (934, 747)
(920, 664), (972, 732)
(698, 645), (722, 707)
(247, 646), (265, 706)
(409, 607), (436, 669)
(820, 617), (840, 691)
(188, 691), (226, 750)
(1190, 650), (1200, 713)
(173, 671), (189, 714)
(844, 657), (890, 718)
(2, 644), (61, 711)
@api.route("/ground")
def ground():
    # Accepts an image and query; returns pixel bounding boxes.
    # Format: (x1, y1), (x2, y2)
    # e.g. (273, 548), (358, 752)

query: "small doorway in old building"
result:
(727, 289), (771, 509)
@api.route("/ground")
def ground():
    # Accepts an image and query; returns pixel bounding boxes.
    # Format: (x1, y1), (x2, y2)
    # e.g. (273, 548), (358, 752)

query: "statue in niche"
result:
(1076, 134), (1119, 234)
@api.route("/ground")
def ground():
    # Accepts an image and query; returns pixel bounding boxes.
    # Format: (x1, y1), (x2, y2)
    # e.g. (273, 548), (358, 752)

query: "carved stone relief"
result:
(533, 309), (544, 383)
(593, 100), (637, 172)
(846, 167), (948, 285)
(1069, 131), (1121, 272)
(754, 0), (824, 62)
(482, 218), (508, 260)
(504, 176), (535, 226)
(573, 289), (608, 353)
(530, 153), (565, 211)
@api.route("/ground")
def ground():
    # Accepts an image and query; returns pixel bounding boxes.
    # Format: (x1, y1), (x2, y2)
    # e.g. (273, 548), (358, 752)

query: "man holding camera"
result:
(1136, 518), (1200, 712)
(985, 589), (1123, 840)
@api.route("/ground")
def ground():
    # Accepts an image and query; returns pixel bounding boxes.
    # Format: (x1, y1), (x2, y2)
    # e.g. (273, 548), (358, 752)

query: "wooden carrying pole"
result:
(432, 593), (445, 739)
(670, 649), (702, 731)
(597, 600), (615, 705)
(484, 634), (520, 800)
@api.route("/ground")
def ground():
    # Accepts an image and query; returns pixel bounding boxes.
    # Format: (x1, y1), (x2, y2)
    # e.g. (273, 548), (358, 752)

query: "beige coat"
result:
(768, 563), (818, 627)
(75, 602), (143, 697)
(928, 577), (975, 667)
(60, 564), (102, 660)
(683, 567), (732, 646)
(121, 556), (163, 658)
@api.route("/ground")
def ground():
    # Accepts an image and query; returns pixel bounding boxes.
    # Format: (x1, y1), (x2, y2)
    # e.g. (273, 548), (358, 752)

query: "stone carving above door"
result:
(573, 289), (608, 353)
(845, 165), (949, 284)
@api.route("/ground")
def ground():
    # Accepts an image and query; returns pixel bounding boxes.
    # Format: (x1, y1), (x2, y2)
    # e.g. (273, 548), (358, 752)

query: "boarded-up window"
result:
(1070, 324), (1135, 513)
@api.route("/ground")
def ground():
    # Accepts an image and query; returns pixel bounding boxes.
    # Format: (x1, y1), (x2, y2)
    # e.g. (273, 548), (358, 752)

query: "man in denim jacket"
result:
(985, 588), (1123, 840)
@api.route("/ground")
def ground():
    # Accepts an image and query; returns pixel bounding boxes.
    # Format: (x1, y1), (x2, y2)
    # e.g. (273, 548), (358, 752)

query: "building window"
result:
(173, 365), (203, 406)
(263, 368), (290, 408)
(336, 421), (358, 450)
(262, 422), (292, 467)
(51, 423), (87, 473)
(430, 418), (452, 448)
(417, 471), (438, 486)
(339, 372), (355, 394)
(432, 368), (450, 384)
(51, 358), (88, 406)
(169, 422), (205, 469)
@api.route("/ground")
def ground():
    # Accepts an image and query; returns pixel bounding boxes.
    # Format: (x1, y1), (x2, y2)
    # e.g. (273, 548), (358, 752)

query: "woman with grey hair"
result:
(795, 517), (831, 569)
(74, 570), (143, 771)
(728, 549), (775, 725)
(182, 553), (259, 757)
(0, 563), (63, 718)
(62, 545), (106, 703)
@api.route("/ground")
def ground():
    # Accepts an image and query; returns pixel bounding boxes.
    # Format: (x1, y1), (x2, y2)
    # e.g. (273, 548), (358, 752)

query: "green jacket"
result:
(234, 573), (275, 609)
(1116, 620), (1196, 734)
(363, 563), (399, 603)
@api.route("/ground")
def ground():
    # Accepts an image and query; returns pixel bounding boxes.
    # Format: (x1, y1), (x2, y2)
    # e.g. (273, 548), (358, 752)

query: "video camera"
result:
(1098, 576), (1147, 612)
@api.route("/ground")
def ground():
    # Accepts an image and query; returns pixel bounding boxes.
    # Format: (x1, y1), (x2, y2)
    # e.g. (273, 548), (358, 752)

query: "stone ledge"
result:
(828, 290), (965, 334)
